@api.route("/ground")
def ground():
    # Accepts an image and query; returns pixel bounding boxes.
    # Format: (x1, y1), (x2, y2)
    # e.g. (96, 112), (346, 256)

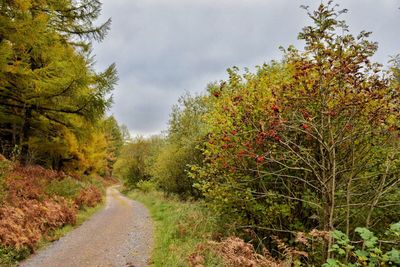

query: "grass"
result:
(126, 190), (225, 267)
(0, 202), (105, 267)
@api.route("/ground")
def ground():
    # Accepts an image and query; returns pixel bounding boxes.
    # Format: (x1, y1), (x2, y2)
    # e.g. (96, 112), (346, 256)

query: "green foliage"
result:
(126, 190), (224, 267)
(115, 96), (206, 197)
(0, 246), (30, 266)
(325, 222), (400, 266)
(0, 160), (11, 202)
(0, 0), (119, 174)
(111, 2), (400, 266)
(45, 177), (84, 200)
(189, 4), (400, 263)
(136, 180), (156, 193)
(102, 116), (124, 176)
(152, 142), (196, 197)
(114, 136), (163, 188)
(151, 94), (206, 198)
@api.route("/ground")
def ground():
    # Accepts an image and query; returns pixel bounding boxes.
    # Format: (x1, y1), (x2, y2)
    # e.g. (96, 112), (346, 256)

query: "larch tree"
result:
(0, 0), (117, 166)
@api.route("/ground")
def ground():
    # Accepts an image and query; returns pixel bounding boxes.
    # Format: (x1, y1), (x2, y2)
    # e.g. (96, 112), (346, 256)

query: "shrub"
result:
(0, 159), (11, 203)
(151, 94), (205, 198)
(113, 137), (161, 187)
(192, 4), (400, 265)
(0, 163), (104, 254)
(0, 246), (30, 265)
(85, 175), (106, 193)
(189, 237), (292, 267)
(136, 180), (156, 193)
(5, 165), (64, 202)
(74, 185), (102, 209)
(0, 162), (105, 263)
(324, 222), (400, 266)
(45, 177), (84, 200)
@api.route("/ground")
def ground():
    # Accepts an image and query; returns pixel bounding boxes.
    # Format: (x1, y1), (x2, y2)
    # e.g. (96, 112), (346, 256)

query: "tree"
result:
(113, 136), (163, 187)
(102, 116), (124, 176)
(152, 93), (207, 197)
(0, 0), (117, 166)
(194, 1), (400, 261)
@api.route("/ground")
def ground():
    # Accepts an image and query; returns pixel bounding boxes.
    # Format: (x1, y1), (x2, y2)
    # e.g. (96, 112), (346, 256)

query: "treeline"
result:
(0, 1), (124, 263)
(0, 0), (124, 175)
(114, 94), (206, 197)
(116, 3), (400, 266)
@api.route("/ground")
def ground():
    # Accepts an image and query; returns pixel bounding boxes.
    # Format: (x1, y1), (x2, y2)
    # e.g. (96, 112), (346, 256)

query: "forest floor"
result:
(19, 186), (153, 267)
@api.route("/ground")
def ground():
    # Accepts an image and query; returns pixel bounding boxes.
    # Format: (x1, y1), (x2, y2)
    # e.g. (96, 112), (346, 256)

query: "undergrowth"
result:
(125, 187), (316, 267)
(125, 190), (225, 267)
(0, 159), (106, 266)
(0, 203), (104, 266)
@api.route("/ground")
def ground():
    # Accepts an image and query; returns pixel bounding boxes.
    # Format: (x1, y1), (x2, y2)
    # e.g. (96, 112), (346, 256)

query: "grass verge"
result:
(125, 190), (225, 267)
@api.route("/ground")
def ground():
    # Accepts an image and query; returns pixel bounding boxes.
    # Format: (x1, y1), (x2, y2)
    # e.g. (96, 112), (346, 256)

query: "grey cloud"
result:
(93, 0), (400, 136)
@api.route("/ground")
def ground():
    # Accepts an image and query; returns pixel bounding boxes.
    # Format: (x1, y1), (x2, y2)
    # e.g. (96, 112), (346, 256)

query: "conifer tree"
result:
(0, 0), (117, 166)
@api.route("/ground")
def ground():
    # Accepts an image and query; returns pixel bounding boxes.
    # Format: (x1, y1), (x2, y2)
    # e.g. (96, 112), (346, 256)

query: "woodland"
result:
(115, 2), (400, 266)
(0, 0), (399, 266)
(0, 0), (124, 264)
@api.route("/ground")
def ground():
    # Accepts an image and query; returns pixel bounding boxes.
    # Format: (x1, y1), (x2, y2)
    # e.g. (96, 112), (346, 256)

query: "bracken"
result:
(0, 198), (75, 250)
(74, 186), (102, 208)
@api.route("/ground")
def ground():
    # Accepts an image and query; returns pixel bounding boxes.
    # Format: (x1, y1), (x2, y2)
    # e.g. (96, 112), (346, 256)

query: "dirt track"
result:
(20, 186), (153, 267)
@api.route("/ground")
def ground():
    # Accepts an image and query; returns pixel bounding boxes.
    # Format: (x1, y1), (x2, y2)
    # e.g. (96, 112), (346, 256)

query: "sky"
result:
(92, 0), (400, 137)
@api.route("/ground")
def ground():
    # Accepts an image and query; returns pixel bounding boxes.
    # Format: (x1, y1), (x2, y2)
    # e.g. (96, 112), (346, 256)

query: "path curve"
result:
(20, 186), (153, 267)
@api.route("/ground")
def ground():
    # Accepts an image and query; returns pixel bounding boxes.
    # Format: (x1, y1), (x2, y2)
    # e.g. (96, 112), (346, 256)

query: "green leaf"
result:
(331, 230), (350, 246)
(355, 227), (378, 248)
(390, 222), (400, 234)
(322, 258), (341, 267)
(386, 249), (400, 264)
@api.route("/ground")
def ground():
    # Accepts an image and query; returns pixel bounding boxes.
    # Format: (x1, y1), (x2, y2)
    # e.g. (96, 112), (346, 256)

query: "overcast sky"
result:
(92, 0), (400, 136)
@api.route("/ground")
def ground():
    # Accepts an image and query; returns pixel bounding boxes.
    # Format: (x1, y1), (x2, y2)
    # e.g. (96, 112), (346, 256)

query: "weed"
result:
(126, 190), (224, 267)
(74, 186), (102, 209)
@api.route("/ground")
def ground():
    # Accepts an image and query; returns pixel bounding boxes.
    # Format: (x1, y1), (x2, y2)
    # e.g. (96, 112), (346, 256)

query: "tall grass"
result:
(126, 190), (225, 267)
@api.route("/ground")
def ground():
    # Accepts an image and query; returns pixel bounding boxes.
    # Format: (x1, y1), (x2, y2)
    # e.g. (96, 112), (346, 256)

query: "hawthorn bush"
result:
(190, 2), (400, 263)
(116, 1), (400, 265)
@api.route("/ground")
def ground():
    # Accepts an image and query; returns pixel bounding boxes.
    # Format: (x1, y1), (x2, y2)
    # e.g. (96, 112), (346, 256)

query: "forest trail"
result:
(19, 186), (153, 267)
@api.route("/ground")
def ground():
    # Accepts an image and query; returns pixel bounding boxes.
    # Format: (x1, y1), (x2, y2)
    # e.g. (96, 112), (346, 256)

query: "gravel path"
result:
(20, 186), (153, 267)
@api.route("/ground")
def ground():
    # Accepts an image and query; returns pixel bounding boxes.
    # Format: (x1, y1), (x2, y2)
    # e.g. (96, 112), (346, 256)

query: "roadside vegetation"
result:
(117, 2), (400, 266)
(126, 189), (224, 267)
(0, 159), (109, 265)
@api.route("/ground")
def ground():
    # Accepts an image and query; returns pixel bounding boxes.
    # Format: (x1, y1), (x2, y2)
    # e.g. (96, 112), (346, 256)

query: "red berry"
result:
(272, 104), (280, 113)
(256, 156), (265, 163)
